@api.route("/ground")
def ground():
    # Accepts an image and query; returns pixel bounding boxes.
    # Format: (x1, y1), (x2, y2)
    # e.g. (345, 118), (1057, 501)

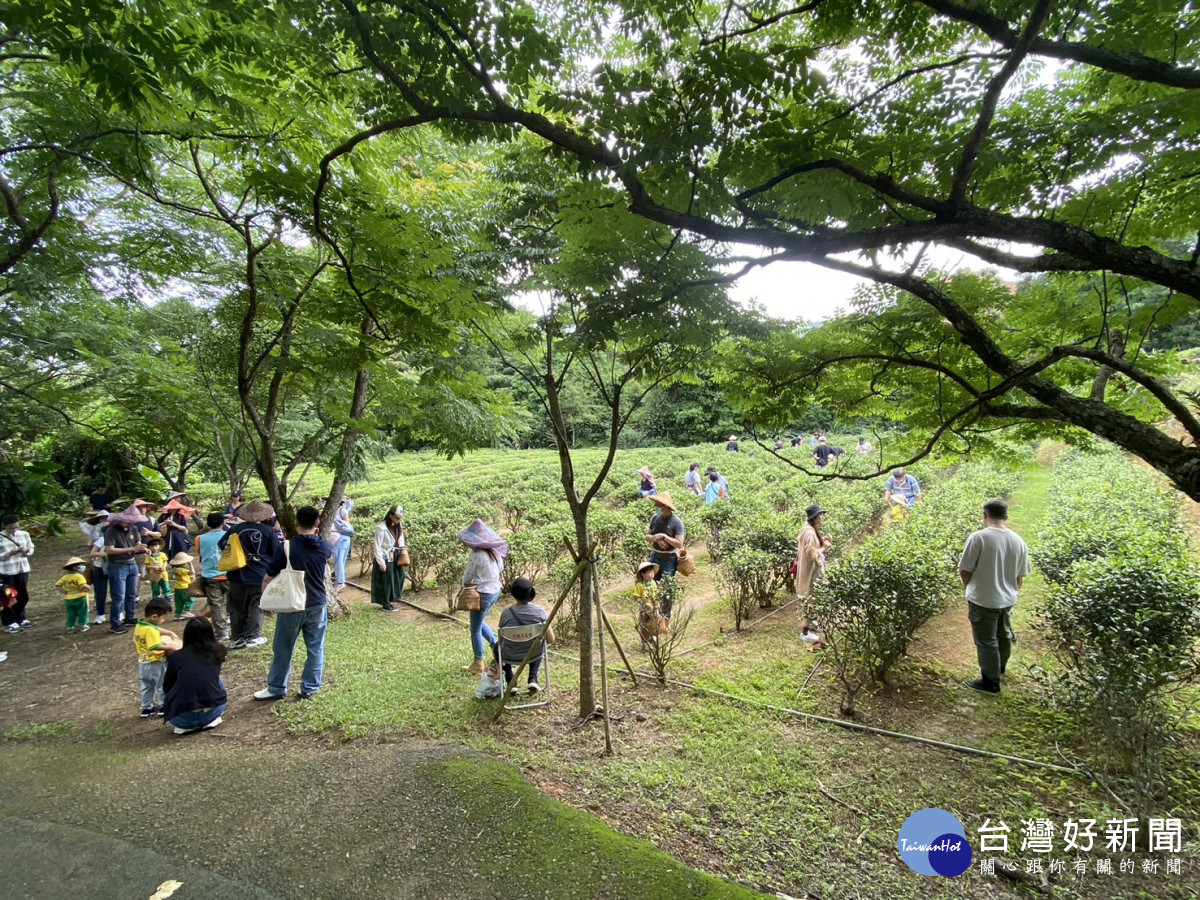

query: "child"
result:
(169, 552), (196, 619)
(497, 576), (554, 693)
(145, 537), (170, 602)
(634, 561), (664, 649)
(135, 597), (180, 717)
(56, 556), (91, 633)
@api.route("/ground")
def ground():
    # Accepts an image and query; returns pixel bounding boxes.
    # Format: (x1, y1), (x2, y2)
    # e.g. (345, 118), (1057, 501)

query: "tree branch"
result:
(949, 0), (1053, 207)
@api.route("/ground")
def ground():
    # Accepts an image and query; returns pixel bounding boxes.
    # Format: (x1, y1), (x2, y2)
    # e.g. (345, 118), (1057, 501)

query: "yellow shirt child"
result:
(55, 571), (89, 601)
(57, 557), (91, 632)
(168, 553), (196, 618)
(146, 550), (168, 583)
(170, 565), (193, 591)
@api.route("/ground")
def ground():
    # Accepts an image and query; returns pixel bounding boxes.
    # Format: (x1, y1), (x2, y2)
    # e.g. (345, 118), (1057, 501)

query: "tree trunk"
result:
(573, 507), (595, 719)
(318, 320), (375, 616)
(541, 336), (596, 719)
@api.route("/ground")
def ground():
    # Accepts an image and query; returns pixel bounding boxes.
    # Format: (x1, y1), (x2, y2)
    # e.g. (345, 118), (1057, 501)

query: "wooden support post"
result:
(593, 564), (613, 756)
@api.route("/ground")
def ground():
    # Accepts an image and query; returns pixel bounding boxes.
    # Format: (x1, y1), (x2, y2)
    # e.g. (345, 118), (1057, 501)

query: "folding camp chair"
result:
(497, 623), (551, 710)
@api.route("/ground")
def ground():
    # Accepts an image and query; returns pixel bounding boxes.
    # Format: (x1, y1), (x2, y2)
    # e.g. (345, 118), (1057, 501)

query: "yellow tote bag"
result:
(217, 532), (247, 572)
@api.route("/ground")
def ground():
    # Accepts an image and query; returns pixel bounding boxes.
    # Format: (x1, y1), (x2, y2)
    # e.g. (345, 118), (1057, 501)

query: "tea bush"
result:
(1034, 450), (1188, 586)
(1033, 449), (1200, 790)
(812, 551), (949, 713)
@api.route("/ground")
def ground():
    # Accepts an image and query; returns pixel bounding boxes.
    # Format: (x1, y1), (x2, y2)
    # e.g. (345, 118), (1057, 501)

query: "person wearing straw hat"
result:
(169, 552), (196, 619)
(56, 557), (92, 633)
(794, 505), (833, 601)
(726, 434), (740, 453)
(645, 493), (685, 580)
(218, 500), (280, 649)
(458, 519), (508, 675)
(371, 505), (407, 612)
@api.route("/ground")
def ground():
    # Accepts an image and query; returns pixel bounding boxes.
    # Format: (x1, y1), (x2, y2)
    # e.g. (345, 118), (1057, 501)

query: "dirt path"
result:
(0, 533), (766, 900)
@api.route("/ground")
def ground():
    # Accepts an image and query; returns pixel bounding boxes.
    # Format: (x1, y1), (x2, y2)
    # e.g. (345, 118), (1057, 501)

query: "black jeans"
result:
(503, 658), (542, 685)
(228, 579), (264, 641)
(0, 572), (29, 625)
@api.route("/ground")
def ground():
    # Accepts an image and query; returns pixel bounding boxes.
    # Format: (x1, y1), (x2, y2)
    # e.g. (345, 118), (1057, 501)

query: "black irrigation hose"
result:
(347, 582), (1081, 777)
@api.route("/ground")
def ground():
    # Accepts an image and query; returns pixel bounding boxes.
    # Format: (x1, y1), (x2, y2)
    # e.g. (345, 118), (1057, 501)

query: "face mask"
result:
(75, 566), (88, 573)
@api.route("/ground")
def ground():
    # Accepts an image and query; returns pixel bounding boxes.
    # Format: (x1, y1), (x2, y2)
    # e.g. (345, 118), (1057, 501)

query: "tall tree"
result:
(323, 0), (1200, 497)
(480, 147), (738, 718)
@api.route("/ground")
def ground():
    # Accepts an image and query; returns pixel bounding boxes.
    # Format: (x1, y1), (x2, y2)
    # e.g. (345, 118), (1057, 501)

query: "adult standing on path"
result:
(958, 500), (1031, 695)
(645, 493), (685, 580)
(224, 490), (243, 523)
(86, 510), (110, 625)
(254, 505), (334, 702)
(194, 512), (231, 641)
(458, 519), (508, 675)
(0, 515), (35, 633)
(218, 501), (279, 650)
(331, 496), (355, 592)
(794, 505), (832, 601)
(371, 505), (407, 612)
(104, 502), (150, 634)
(157, 495), (194, 559)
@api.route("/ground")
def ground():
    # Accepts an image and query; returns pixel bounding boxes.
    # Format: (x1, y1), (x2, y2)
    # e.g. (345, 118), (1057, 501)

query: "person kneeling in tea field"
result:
(497, 576), (553, 693)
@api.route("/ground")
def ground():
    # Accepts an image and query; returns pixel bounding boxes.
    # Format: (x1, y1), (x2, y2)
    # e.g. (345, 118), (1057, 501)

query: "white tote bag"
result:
(260, 540), (308, 613)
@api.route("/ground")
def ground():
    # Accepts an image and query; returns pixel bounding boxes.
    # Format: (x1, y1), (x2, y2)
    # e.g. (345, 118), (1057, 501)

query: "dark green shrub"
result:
(1038, 553), (1200, 783)
(715, 548), (784, 630)
(809, 551), (950, 714)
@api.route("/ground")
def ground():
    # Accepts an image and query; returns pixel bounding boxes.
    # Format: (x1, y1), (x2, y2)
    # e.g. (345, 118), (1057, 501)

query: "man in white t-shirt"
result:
(958, 500), (1032, 695)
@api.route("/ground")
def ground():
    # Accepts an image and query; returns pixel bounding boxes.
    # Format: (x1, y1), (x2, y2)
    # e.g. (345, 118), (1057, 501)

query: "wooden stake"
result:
(593, 564), (612, 756)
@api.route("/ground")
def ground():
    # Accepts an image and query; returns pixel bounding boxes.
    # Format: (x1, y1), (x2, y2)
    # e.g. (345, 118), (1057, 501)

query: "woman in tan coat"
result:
(794, 505), (833, 599)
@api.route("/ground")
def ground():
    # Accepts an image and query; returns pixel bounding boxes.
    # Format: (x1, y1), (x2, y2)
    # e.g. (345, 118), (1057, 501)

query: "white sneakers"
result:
(253, 688), (285, 701)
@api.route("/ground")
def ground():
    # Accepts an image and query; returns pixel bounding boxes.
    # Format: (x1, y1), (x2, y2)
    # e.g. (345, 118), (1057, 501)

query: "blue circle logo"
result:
(897, 808), (972, 877)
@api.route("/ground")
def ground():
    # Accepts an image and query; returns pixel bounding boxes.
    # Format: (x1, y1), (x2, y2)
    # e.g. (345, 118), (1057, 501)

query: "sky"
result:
(726, 245), (1020, 323)
(728, 258), (867, 322)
